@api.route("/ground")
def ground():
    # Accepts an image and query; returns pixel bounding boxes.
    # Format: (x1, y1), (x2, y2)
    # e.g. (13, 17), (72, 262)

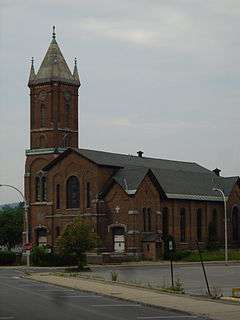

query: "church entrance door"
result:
(112, 227), (125, 253)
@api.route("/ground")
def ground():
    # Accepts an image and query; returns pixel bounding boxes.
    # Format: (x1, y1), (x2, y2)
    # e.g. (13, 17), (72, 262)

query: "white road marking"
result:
(60, 295), (101, 298)
(0, 317), (14, 320)
(92, 304), (141, 307)
(38, 289), (75, 292)
(137, 316), (199, 319)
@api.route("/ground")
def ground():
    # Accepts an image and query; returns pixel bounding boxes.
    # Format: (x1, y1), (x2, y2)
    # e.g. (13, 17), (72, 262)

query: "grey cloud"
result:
(1, 0), (240, 202)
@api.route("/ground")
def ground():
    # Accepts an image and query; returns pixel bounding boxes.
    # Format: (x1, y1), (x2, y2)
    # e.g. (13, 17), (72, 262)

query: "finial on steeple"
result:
(52, 25), (56, 39)
(28, 56), (36, 86)
(73, 57), (81, 86)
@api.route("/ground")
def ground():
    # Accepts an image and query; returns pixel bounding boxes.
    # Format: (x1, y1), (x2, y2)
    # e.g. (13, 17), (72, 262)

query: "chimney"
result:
(213, 168), (221, 176)
(137, 150), (143, 158)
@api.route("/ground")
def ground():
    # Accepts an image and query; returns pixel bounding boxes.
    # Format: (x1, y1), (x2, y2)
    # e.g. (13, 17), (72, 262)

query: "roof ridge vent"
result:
(137, 150), (144, 158)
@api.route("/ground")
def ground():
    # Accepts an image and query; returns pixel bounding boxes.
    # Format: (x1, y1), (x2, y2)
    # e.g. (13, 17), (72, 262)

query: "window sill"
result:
(31, 202), (52, 206)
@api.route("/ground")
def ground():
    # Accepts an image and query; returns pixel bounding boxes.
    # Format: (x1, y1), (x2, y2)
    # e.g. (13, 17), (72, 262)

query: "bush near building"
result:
(0, 250), (16, 265)
(30, 245), (78, 267)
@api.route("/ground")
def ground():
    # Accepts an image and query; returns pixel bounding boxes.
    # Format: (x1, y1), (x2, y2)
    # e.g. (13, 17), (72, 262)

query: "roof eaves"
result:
(166, 193), (226, 202)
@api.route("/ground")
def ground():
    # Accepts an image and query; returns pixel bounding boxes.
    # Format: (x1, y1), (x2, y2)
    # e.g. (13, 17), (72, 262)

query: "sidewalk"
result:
(29, 273), (240, 320)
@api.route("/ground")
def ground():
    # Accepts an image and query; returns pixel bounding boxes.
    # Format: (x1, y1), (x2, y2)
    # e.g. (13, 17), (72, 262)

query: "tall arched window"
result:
(35, 177), (41, 202)
(41, 177), (47, 201)
(40, 104), (45, 127)
(143, 208), (147, 232)
(56, 184), (60, 209)
(180, 208), (186, 242)
(162, 207), (169, 238)
(210, 209), (218, 241)
(66, 176), (80, 208)
(64, 103), (70, 127)
(35, 175), (47, 202)
(147, 208), (152, 232)
(197, 209), (202, 241)
(86, 182), (91, 208)
(232, 207), (239, 241)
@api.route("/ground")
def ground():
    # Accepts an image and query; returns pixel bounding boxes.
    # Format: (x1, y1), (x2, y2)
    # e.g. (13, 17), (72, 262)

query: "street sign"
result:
(23, 243), (32, 251)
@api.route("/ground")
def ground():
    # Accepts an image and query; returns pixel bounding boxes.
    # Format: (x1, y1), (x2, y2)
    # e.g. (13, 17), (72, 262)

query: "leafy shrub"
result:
(30, 245), (78, 267)
(0, 250), (16, 265)
(111, 271), (118, 281)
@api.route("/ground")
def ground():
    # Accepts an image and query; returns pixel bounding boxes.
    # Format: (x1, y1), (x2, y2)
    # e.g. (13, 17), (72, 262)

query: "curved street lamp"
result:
(0, 184), (30, 267)
(212, 187), (228, 265)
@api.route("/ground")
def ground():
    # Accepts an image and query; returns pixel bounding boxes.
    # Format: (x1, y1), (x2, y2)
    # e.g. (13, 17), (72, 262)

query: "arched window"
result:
(35, 177), (41, 202)
(55, 226), (60, 238)
(180, 208), (186, 242)
(40, 104), (45, 127)
(209, 209), (218, 241)
(143, 208), (147, 232)
(56, 184), (60, 209)
(162, 207), (169, 238)
(232, 207), (239, 241)
(41, 177), (47, 201)
(147, 208), (152, 232)
(64, 103), (70, 127)
(66, 176), (80, 208)
(86, 182), (91, 208)
(197, 209), (202, 241)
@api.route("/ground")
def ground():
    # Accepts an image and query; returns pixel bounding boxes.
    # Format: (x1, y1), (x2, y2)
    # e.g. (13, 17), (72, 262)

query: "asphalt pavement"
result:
(90, 263), (240, 296)
(0, 268), (207, 320)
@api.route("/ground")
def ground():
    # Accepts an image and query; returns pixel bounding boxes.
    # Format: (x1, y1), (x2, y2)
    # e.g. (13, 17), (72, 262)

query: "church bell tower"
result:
(28, 26), (80, 150)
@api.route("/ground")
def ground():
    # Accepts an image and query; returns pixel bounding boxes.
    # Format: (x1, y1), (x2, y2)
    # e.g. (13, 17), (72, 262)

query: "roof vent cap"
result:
(137, 150), (144, 158)
(213, 168), (221, 176)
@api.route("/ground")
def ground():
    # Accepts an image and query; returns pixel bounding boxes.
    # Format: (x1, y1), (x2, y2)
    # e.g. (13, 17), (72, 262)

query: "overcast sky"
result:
(1, 0), (240, 203)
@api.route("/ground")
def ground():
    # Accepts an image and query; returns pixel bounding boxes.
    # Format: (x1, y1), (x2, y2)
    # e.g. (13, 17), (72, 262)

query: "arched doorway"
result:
(108, 225), (126, 253)
(35, 226), (48, 246)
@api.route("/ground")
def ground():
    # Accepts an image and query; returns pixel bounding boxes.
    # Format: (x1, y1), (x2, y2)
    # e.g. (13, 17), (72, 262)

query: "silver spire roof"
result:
(29, 27), (80, 86)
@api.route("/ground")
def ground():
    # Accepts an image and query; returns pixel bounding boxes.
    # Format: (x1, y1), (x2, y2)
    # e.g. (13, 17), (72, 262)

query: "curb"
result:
(27, 273), (213, 319)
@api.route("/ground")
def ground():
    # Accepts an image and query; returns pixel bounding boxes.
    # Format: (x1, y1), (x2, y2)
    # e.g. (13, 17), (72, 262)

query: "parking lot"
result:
(90, 262), (240, 296)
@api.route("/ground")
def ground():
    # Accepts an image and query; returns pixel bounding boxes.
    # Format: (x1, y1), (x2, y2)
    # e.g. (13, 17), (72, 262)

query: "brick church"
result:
(25, 28), (240, 260)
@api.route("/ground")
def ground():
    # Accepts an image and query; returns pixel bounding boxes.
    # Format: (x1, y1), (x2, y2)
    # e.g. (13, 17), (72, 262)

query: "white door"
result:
(114, 235), (125, 253)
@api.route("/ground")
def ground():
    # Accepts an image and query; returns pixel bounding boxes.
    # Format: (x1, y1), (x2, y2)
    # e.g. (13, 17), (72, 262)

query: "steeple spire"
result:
(73, 57), (81, 86)
(52, 25), (56, 40)
(28, 57), (36, 86)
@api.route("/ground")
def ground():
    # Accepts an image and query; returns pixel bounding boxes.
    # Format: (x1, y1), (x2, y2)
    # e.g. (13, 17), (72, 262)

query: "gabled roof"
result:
(29, 29), (79, 86)
(77, 148), (210, 173)
(41, 147), (239, 202)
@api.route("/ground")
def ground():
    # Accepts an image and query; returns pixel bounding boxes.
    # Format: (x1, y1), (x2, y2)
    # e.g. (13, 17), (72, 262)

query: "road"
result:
(0, 268), (207, 320)
(90, 263), (240, 296)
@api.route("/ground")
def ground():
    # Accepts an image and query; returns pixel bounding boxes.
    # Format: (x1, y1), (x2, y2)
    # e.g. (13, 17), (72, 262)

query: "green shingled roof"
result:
(42, 148), (239, 201)
(77, 149), (238, 201)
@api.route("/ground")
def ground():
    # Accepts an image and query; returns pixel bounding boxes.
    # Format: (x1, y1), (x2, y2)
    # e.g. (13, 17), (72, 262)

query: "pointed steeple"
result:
(28, 57), (36, 86)
(33, 26), (78, 86)
(73, 58), (81, 86)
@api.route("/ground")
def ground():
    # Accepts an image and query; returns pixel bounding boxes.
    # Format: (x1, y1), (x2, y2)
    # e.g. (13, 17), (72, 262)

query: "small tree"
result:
(0, 203), (23, 250)
(58, 217), (96, 269)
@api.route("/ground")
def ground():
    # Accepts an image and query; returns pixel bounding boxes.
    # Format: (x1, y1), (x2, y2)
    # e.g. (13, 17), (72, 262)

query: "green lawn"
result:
(178, 249), (240, 262)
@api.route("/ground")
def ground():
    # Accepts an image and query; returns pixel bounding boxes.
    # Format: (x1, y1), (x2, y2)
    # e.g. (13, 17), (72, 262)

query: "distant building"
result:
(25, 29), (240, 260)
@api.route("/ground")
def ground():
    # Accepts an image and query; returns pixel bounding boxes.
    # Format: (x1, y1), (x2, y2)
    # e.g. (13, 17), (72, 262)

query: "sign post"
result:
(169, 240), (174, 288)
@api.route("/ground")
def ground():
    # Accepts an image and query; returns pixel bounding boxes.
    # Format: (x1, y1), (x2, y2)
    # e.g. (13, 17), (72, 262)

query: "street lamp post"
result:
(213, 187), (228, 265)
(0, 184), (30, 267)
